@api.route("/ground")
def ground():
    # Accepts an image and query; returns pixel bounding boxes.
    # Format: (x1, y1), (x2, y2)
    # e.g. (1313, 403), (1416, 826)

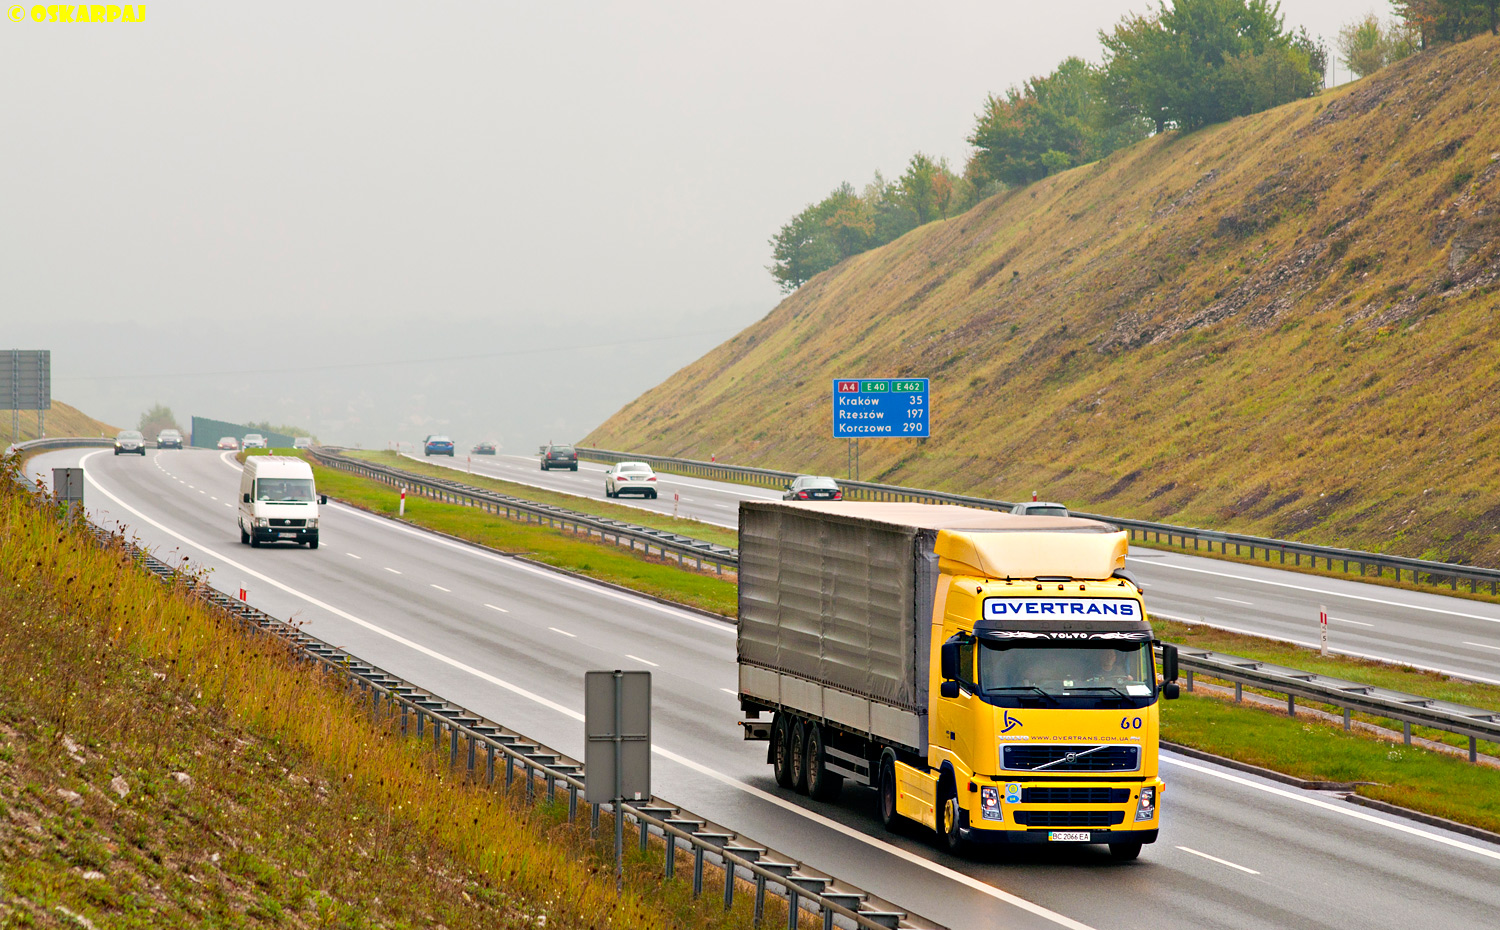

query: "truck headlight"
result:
(979, 785), (1002, 821)
(1134, 786), (1156, 822)
(254, 517), (269, 528)
(305, 518), (318, 528)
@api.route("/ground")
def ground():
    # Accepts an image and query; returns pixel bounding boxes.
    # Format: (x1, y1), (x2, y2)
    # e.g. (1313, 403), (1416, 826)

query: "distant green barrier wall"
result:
(190, 416), (296, 449)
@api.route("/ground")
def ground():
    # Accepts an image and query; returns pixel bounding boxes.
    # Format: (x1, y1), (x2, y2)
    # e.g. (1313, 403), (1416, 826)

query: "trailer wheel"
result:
(771, 714), (795, 789)
(878, 755), (901, 830)
(805, 724), (843, 801)
(789, 718), (810, 794)
(1109, 842), (1142, 862)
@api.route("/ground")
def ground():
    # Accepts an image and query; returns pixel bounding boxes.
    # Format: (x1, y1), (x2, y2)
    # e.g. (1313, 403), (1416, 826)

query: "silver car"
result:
(1010, 501), (1070, 517)
(243, 433), (268, 449)
(604, 461), (658, 499)
(114, 430), (146, 456)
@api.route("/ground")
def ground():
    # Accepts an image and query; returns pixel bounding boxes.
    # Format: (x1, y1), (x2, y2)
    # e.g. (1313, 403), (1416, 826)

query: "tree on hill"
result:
(1099, 0), (1325, 133)
(245, 420), (313, 439)
(1392, 0), (1499, 45)
(1337, 12), (1419, 78)
(969, 57), (1151, 187)
(137, 404), (180, 437)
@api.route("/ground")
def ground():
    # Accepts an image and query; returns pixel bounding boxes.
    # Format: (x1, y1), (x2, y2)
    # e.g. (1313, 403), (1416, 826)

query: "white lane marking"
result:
(329, 503), (733, 633)
(1214, 596), (1253, 606)
(1161, 756), (1500, 862)
(549, 627), (576, 638)
(1330, 616), (1374, 627)
(210, 496), (218, 501)
(347, 553), (362, 559)
(1464, 641), (1500, 652)
(720, 688), (737, 695)
(625, 654), (659, 667)
(384, 567), (402, 575)
(1151, 612), (1500, 686)
(1151, 561), (1500, 624)
(484, 604), (509, 613)
(430, 584), (451, 593)
(1175, 846), (1260, 875)
(82, 451), (1099, 930)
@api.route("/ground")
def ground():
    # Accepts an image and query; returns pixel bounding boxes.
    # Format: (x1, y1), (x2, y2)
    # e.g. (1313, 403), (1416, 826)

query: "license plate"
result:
(1048, 831), (1091, 842)
(279, 532), (298, 538)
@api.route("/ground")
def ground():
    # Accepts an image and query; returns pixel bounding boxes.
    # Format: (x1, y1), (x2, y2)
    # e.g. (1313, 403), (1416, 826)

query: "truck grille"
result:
(1001, 745), (1140, 772)
(1021, 787), (1131, 804)
(269, 518), (306, 528)
(1013, 810), (1125, 828)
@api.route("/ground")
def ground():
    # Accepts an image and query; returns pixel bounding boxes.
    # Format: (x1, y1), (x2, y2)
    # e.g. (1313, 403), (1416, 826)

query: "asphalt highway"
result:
(412, 451), (1500, 684)
(24, 448), (1500, 930)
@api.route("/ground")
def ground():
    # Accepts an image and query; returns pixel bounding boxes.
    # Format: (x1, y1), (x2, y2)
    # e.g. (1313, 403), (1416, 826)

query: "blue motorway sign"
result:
(832, 378), (929, 438)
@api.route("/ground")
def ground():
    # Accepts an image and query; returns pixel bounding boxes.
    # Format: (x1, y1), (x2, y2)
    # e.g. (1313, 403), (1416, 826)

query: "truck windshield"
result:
(256, 478), (316, 502)
(977, 642), (1155, 706)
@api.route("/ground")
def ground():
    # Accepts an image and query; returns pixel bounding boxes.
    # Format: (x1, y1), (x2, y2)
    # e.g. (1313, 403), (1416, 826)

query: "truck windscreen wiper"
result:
(986, 686), (1060, 705)
(1070, 685), (1133, 701)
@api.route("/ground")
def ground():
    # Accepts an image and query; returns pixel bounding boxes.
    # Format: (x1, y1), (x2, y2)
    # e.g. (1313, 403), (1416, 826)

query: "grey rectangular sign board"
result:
(584, 669), (651, 804)
(53, 468), (84, 503)
(2, 350), (51, 411)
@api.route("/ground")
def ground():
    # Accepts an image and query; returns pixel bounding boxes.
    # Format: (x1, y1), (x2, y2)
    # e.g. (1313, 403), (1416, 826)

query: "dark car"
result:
(156, 428), (184, 449)
(114, 429), (147, 456)
(424, 435), (455, 457)
(541, 443), (578, 471)
(472, 441), (497, 455)
(783, 475), (843, 501)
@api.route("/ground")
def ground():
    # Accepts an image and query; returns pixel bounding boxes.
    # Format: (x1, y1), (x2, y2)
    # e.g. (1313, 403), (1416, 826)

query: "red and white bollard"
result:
(399, 487), (407, 516)
(238, 586), (247, 602)
(1319, 605), (1328, 656)
(673, 491), (680, 518)
(1032, 491), (1038, 502)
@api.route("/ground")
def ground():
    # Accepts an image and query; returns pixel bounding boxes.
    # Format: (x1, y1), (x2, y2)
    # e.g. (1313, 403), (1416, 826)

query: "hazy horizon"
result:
(1, 1), (1378, 449)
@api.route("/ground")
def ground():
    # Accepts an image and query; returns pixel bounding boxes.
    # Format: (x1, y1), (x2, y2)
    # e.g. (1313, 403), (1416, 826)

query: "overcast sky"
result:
(0, 1), (1379, 448)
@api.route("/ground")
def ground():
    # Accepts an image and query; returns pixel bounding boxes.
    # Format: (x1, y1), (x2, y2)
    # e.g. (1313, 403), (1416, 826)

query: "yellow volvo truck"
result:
(737, 502), (1180, 860)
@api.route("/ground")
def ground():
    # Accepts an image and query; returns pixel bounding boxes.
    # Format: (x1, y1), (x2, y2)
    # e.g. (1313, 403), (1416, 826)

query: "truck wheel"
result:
(308, 537), (319, 550)
(805, 724), (843, 801)
(239, 526), (249, 545)
(878, 756), (901, 830)
(771, 714), (796, 789)
(937, 786), (965, 853)
(789, 719), (810, 794)
(1109, 842), (1142, 862)
(250, 535), (261, 548)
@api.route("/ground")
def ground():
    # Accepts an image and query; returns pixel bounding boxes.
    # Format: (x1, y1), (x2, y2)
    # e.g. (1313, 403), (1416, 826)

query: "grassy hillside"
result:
(1, 400), (118, 445)
(589, 35), (1500, 566)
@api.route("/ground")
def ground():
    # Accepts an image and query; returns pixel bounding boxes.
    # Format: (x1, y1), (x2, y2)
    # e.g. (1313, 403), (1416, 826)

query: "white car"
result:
(243, 433), (268, 449)
(604, 461), (659, 499)
(293, 437), (312, 449)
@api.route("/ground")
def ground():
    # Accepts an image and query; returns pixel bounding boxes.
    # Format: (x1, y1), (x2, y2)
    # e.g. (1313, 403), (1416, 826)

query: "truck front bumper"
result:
(958, 822), (1159, 846)
(252, 527), (319, 544)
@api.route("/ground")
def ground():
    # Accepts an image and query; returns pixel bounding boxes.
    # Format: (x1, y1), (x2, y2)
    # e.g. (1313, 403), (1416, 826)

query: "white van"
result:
(238, 456), (327, 548)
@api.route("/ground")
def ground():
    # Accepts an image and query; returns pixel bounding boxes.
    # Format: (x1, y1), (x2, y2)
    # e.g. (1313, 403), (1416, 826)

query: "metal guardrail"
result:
(5, 441), (932, 930)
(309, 449), (739, 575)
(1166, 646), (1500, 762)
(577, 447), (1500, 595)
(5, 436), (113, 456)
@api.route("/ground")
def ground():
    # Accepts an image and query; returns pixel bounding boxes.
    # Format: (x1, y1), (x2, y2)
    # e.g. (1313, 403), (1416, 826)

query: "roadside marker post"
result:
(1320, 606), (1328, 656)
(399, 488), (406, 516)
(673, 491), (679, 518)
(238, 586), (247, 602)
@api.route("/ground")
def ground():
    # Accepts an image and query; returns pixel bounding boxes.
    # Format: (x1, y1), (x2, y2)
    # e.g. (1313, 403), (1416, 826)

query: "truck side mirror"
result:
(319, 495), (328, 505)
(1160, 642), (1179, 683)
(940, 640), (960, 681)
(242, 492), (250, 503)
(939, 680), (960, 699)
(1162, 682), (1180, 700)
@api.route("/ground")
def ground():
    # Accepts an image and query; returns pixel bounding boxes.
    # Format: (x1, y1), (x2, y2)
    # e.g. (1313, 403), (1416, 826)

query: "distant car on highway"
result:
(783, 475), (843, 501)
(541, 443), (578, 471)
(114, 429), (146, 456)
(472, 441), (496, 455)
(1010, 500), (1070, 517)
(243, 433), (268, 449)
(423, 435), (455, 457)
(217, 436), (240, 451)
(604, 461), (658, 498)
(293, 437), (312, 450)
(156, 428), (184, 449)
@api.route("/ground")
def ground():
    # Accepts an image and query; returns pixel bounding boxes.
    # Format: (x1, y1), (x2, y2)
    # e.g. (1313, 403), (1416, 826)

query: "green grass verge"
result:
(345, 450), (741, 549)
(0, 463), (782, 929)
(310, 461), (737, 617)
(1163, 691), (1500, 834)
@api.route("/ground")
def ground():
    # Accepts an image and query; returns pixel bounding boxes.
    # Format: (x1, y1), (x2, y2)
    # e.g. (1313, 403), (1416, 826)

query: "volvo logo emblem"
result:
(1065, 752), (1078, 763)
